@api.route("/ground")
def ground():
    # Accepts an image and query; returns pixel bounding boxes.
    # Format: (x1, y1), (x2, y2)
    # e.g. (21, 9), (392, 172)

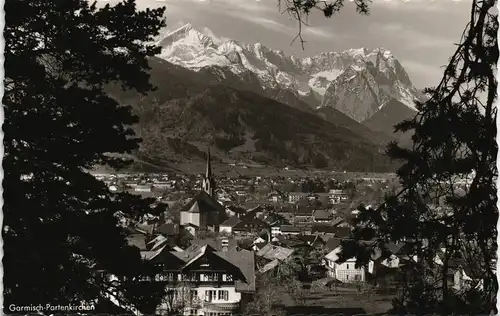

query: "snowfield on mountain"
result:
(156, 23), (424, 123)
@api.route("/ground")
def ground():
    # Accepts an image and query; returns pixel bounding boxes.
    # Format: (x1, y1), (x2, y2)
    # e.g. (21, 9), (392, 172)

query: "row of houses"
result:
(268, 189), (349, 204)
(123, 150), (486, 315)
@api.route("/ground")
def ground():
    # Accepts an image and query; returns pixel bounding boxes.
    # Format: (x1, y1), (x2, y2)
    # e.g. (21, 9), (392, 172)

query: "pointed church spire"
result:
(205, 146), (212, 179)
(202, 147), (215, 196)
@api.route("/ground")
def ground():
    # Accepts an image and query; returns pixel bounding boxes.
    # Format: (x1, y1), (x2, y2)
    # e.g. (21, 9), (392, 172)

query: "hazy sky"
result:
(103, 0), (472, 88)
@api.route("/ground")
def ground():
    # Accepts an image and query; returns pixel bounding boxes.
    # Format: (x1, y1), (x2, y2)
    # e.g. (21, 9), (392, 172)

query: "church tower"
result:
(202, 147), (216, 196)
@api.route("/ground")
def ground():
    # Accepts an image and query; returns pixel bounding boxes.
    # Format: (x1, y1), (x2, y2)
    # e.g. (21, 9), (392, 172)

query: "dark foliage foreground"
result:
(4, 0), (169, 313)
(336, 0), (498, 314)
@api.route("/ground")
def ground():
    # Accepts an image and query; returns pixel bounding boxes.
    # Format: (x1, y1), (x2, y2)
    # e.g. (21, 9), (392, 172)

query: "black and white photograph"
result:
(3, 0), (498, 315)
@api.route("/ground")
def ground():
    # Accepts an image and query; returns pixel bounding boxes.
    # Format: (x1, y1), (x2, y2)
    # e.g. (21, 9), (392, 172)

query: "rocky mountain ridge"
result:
(105, 57), (398, 172)
(157, 23), (422, 123)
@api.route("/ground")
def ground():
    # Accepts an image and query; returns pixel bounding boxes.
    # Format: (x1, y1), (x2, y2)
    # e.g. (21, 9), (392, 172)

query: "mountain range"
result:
(158, 24), (423, 123)
(105, 24), (422, 172)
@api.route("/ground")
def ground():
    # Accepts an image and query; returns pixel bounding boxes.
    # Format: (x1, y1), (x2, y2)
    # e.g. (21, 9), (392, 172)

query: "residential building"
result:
(219, 217), (242, 234)
(279, 225), (302, 236)
(244, 206), (265, 219)
(232, 218), (270, 236)
(135, 185), (153, 192)
(328, 190), (349, 204)
(189, 238), (239, 252)
(143, 245), (255, 316)
(267, 192), (282, 203)
(256, 243), (295, 274)
(324, 246), (365, 283)
(293, 207), (314, 223)
(313, 209), (332, 223)
(288, 192), (308, 203)
(257, 243), (294, 262)
(157, 223), (180, 237)
(225, 206), (246, 218)
(269, 224), (281, 236)
(312, 225), (350, 238)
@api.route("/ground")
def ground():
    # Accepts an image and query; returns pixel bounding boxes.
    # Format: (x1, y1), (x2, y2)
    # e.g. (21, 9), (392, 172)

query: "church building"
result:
(180, 148), (226, 236)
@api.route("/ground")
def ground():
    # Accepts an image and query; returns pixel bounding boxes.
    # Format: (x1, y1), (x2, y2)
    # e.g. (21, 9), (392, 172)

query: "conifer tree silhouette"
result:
(4, 0), (168, 313)
(335, 0), (498, 313)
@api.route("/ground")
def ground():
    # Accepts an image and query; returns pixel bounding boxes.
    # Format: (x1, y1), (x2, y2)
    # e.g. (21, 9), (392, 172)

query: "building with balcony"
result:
(143, 244), (255, 316)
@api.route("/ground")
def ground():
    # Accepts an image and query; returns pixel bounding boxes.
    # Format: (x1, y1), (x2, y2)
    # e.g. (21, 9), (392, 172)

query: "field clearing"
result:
(272, 283), (394, 316)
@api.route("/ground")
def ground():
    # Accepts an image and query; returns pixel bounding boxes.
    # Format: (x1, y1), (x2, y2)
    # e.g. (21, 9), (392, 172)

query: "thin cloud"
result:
(238, 16), (291, 33)
(303, 26), (337, 39)
(372, 0), (468, 12)
(201, 27), (231, 44)
(97, 0), (468, 87)
(399, 59), (447, 87)
(156, 0), (274, 12)
(237, 15), (337, 40)
(372, 23), (456, 50)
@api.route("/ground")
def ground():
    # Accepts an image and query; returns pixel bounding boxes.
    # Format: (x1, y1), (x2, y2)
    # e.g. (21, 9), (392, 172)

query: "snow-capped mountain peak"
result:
(158, 23), (215, 49)
(155, 25), (422, 121)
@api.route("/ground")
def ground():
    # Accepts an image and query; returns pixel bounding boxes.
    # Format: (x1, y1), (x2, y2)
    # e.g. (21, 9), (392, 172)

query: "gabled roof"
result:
(280, 225), (302, 232)
(126, 234), (148, 250)
(147, 235), (168, 251)
(189, 238), (239, 252)
(324, 247), (341, 262)
(258, 259), (280, 274)
(295, 207), (314, 216)
(220, 216), (242, 228)
(157, 223), (179, 236)
(311, 225), (337, 234)
(333, 227), (351, 238)
(325, 238), (342, 252)
(324, 246), (356, 263)
(227, 206), (246, 214)
(180, 245), (217, 269)
(257, 243), (294, 261)
(371, 242), (409, 262)
(313, 209), (332, 220)
(233, 217), (270, 230)
(247, 205), (263, 213)
(217, 249), (256, 292)
(312, 225), (351, 237)
(385, 242), (406, 256)
(135, 223), (155, 235)
(297, 234), (317, 244)
(331, 217), (345, 227)
(141, 245), (166, 261)
(181, 191), (225, 214)
(169, 245), (256, 292)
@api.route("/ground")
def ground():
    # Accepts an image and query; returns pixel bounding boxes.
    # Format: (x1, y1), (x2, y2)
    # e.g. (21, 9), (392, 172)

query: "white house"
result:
(324, 246), (365, 283)
(219, 217), (242, 235)
(134, 185), (152, 192)
(271, 226), (281, 237)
